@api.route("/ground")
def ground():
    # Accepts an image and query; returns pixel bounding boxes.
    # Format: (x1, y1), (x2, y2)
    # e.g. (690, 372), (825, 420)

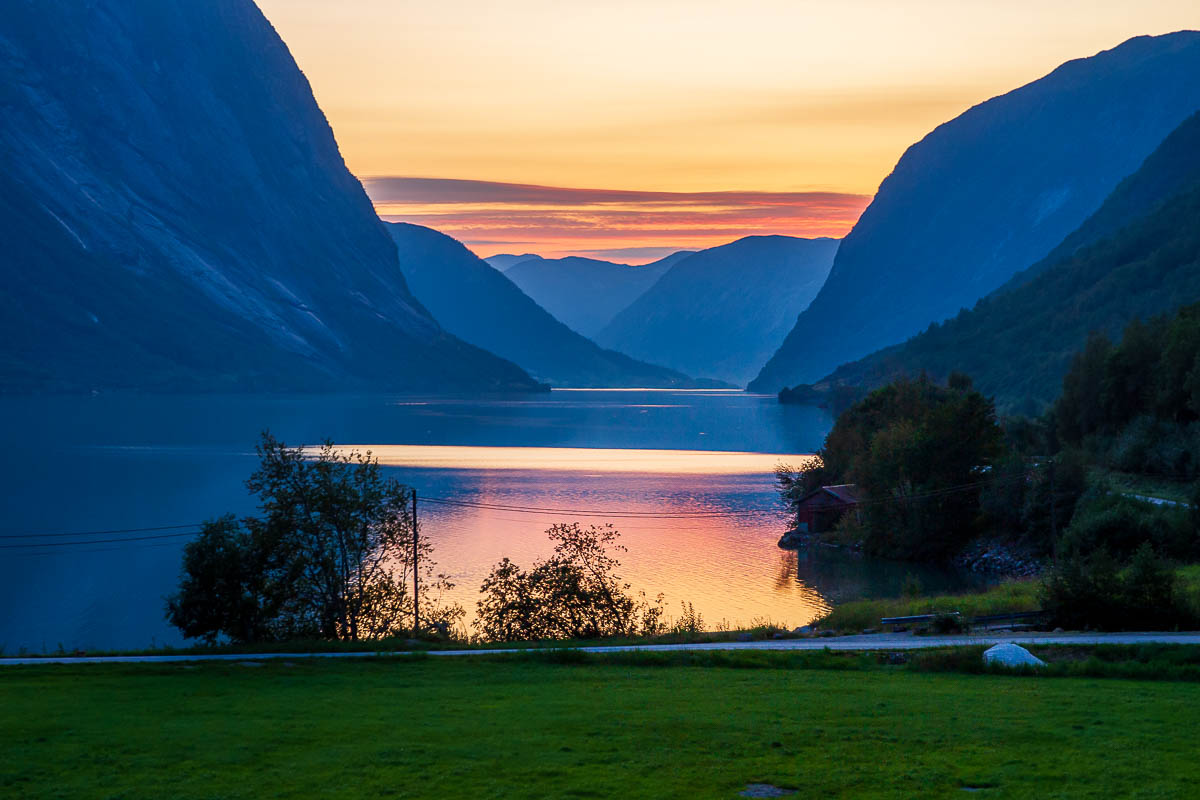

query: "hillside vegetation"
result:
(752, 32), (1200, 392)
(808, 111), (1200, 413)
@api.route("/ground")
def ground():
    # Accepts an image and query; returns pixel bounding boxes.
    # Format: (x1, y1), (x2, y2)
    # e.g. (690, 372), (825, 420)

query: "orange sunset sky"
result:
(258, 0), (1198, 261)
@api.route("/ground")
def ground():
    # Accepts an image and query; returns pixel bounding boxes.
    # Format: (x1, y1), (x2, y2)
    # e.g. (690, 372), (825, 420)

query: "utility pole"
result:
(412, 488), (419, 635)
(1049, 457), (1058, 558)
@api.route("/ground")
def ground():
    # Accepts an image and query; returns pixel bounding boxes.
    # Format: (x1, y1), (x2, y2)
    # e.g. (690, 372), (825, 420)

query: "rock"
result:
(1052, 627), (1065, 634)
(736, 632), (754, 642)
(794, 626), (814, 635)
(983, 643), (1045, 668)
(740, 784), (797, 798)
(777, 530), (806, 549)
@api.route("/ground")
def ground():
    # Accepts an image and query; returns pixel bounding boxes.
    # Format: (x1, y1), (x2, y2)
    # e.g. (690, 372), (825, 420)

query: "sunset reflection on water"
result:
(341, 445), (835, 629)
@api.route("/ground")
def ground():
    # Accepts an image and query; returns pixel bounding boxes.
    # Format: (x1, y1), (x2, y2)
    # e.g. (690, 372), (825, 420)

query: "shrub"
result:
(931, 613), (966, 634)
(476, 523), (665, 642)
(1039, 548), (1123, 629)
(1041, 543), (1196, 630)
(1063, 490), (1196, 561)
(672, 602), (705, 636)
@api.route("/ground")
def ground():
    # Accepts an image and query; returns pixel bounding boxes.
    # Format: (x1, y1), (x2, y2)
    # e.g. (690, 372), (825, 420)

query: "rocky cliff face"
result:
(751, 31), (1200, 392)
(0, 0), (538, 392)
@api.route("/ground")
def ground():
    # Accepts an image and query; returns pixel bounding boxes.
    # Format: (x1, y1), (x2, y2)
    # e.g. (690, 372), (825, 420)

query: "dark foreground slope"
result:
(505, 252), (692, 337)
(387, 223), (704, 387)
(808, 111), (1200, 412)
(597, 236), (837, 386)
(0, 0), (537, 393)
(752, 32), (1200, 392)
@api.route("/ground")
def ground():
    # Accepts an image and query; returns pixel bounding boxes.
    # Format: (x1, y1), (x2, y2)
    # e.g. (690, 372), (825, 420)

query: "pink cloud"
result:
(364, 177), (870, 262)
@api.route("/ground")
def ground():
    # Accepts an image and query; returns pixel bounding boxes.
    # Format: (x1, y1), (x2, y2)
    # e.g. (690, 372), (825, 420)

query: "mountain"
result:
(386, 223), (713, 387)
(505, 252), (694, 337)
(803, 110), (1200, 413)
(484, 254), (539, 272)
(596, 236), (838, 386)
(0, 0), (539, 393)
(751, 31), (1200, 393)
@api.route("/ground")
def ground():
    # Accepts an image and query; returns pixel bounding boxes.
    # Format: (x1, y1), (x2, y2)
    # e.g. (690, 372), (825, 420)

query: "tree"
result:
(476, 523), (662, 642)
(792, 375), (1004, 559)
(167, 433), (462, 644)
(1056, 332), (1113, 445)
(166, 515), (286, 644)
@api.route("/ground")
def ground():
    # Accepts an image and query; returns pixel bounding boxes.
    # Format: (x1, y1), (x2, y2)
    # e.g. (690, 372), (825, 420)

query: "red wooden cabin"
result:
(792, 484), (862, 533)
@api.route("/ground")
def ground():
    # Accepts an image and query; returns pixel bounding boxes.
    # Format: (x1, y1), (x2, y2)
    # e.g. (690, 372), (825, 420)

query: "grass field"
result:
(4, 654), (1200, 798)
(815, 580), (1042, 632)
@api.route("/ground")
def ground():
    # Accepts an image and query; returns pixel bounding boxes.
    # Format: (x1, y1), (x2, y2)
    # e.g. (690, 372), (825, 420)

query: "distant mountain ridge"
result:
(484, 254), (540, 272)
(504, 252), (694, 337)
(804, 110), (1200, 412)
(596, 236), (838, 386)
(0, 0), (538, 393)
(751, 31), (1200, 393)
(387, 223), (718, 387)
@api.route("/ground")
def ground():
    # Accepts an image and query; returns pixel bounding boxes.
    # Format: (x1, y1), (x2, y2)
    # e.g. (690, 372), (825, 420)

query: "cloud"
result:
(365, 177), (870, 261)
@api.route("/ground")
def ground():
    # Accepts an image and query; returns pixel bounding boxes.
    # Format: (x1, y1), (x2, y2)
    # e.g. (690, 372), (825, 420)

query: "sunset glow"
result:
(258, 0), (1200, 256)
(366, 178), (870, 260)
(321, 444), (812, 475)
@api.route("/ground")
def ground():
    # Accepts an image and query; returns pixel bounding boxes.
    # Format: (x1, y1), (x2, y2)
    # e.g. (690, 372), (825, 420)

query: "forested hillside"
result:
(804, 111), (1200, 413)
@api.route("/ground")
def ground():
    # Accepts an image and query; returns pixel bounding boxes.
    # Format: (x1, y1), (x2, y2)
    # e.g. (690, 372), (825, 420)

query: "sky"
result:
(258, 0), (1199, 260)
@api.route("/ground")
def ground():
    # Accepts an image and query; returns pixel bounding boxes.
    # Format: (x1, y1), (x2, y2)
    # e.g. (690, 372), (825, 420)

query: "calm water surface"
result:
(0, 391), (987, 652)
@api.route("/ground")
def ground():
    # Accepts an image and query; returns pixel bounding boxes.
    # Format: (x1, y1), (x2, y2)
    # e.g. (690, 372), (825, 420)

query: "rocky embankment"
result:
(954, 540), (1042, 577)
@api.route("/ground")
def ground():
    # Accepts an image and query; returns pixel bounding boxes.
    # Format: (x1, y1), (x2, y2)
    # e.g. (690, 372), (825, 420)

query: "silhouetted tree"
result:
(167, 433), (462, 644)
(476, 523), (665, 642)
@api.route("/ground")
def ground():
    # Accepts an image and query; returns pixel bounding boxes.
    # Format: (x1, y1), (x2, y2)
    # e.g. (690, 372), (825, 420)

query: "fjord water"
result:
(0, 391), (983, 652)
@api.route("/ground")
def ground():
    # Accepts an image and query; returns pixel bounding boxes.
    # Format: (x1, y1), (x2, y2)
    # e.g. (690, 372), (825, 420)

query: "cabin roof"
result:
(822, 484), (862, 504)
(796, 483), (862, 507)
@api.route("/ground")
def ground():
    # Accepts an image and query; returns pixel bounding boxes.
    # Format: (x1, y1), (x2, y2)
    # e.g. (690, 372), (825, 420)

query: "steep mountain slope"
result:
(386, 223), (706, 387)
(484, 254), (539, 272)
(0, 0), (538, 393)
(806, 111), (1200, 413)
(505, 252), (693, 337)
(596, 236), (838, 386)
(751, 31), (1200, 392)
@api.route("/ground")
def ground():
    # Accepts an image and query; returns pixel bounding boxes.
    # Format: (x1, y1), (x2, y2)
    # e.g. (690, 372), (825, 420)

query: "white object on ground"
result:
(983, 642), (1045, 668)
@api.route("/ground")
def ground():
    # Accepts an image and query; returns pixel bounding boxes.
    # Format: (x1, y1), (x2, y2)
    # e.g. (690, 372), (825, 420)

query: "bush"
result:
(1108, 416), (1200, 478)
(672, 602), (705, 636)
(1039, 548), (1123, 629)
(931, 613), (966, 634)
(1040, 543), (1197, 630)
(476, 523), (664, 642)
(1059, 490), (1195, 561)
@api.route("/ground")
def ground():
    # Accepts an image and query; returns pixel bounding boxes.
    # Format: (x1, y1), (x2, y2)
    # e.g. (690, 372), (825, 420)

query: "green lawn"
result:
(3, 656), (1200, 798)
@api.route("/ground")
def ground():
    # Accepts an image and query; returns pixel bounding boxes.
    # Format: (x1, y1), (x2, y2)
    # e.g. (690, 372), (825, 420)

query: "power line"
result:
(0, 531), (201, 550)
(0, 470), (1039, 551)
(0, 523), (203, 540)
(421, 496), (776, 517)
